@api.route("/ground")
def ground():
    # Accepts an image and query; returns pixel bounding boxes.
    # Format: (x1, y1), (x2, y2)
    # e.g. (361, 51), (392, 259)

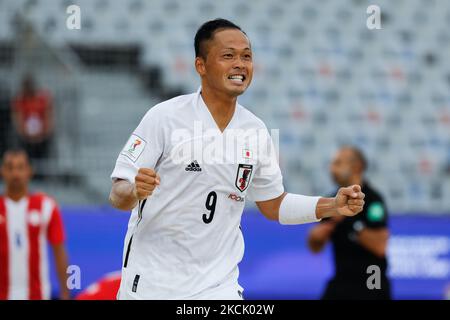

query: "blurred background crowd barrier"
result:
(0, 0), (449, 299)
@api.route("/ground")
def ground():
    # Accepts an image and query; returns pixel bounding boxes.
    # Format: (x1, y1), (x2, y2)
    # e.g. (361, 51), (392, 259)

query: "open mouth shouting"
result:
(228, 74), (246, 85)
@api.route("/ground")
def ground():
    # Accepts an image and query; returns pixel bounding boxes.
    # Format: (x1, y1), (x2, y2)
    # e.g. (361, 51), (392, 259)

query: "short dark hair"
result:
(194, 18), (245, 59)
(1, 148), (30, 165)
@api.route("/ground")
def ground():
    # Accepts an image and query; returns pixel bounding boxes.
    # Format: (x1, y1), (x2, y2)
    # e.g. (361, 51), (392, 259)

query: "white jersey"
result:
(111, 88), (284, 299)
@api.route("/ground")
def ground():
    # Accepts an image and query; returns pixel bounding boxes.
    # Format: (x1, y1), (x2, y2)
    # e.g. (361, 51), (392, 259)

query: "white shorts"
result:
(188, 280), (244, 300)
(117, 279), (244, 300)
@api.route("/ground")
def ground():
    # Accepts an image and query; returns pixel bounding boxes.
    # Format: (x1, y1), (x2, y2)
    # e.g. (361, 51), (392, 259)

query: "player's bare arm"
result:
(109, 168), (160, 211)
(51, 243), (70, 300)
(307, 219), (339, 253)
(357, 228), (389, 258)
(256, 184), (365, 221)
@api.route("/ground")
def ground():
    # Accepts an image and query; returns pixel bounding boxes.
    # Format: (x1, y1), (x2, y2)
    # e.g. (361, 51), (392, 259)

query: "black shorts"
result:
(322, 277), (391, 300)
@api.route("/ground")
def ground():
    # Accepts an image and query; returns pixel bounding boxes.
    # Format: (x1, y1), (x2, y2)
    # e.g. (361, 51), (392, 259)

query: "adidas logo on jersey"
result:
(185, 160), (202, 172)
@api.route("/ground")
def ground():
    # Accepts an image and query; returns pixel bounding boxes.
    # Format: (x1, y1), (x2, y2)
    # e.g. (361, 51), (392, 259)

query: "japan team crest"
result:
(235, 164), (253, 192)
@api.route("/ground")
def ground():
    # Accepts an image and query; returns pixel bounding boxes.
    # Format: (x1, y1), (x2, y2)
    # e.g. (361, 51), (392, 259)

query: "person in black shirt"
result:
(308, 146), (391, 299)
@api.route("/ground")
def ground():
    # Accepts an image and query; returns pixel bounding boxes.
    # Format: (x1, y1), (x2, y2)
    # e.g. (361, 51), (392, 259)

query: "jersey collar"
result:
(195, 86), (239, 134)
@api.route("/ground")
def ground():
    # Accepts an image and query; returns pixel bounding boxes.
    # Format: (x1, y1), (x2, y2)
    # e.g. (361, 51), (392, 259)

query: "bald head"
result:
(341, 146), (367, 171)
(330, 146), (367, 187)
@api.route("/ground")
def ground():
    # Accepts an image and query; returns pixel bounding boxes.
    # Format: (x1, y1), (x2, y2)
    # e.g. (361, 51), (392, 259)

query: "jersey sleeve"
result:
(47, 203), (65, 245)
(246, 125), (284, 202)
(359, 197), (388, 229)
(110, 107), (164, 183)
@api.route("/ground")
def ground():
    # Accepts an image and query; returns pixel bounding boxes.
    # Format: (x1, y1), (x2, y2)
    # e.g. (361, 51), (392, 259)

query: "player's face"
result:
(198, 29), (253, 97)
(1, 154), (32, 191)
(330, 149), (354, 187)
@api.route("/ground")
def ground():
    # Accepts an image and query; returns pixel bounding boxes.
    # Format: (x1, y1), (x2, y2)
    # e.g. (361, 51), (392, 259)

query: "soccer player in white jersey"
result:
(110, 19), (365, 300)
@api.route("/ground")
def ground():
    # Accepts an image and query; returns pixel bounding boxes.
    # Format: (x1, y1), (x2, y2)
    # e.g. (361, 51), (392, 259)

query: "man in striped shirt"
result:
(0, 149), (69, 300)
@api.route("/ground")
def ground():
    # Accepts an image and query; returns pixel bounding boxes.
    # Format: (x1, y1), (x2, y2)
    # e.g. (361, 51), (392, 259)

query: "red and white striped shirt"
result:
(0, 193), (65, 300)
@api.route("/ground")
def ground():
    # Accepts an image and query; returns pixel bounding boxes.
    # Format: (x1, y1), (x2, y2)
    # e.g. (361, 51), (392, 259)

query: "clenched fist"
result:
(133, 168), (160, 200)
(334, 185), (365, 217)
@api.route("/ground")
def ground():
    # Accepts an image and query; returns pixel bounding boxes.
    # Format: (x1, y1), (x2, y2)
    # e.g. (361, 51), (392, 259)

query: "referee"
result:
(308, 146), (391, 300)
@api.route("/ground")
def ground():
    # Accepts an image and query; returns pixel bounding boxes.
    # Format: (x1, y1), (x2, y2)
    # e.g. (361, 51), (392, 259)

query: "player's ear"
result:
(354, 161), (364, 175)
(195, 56), (206, 76)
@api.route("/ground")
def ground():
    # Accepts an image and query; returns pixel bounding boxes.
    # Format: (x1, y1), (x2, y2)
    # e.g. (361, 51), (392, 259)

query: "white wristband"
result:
(279, 193), (321, 225)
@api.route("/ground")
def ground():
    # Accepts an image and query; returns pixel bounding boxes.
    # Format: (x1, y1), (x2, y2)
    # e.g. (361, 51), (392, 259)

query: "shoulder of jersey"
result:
(365, 184), (385, 203)
(236, 103), (267, 129)
(147, 93), (197, 115)
(30, 191), (47, 199)
(140, 93), (197, 126)
(30, 192), (58, 205)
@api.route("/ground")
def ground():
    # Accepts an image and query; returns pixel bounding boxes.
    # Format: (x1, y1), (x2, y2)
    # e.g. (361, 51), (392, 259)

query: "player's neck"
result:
(200, 87), (237, 132)
(5, 187), (28, 202)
